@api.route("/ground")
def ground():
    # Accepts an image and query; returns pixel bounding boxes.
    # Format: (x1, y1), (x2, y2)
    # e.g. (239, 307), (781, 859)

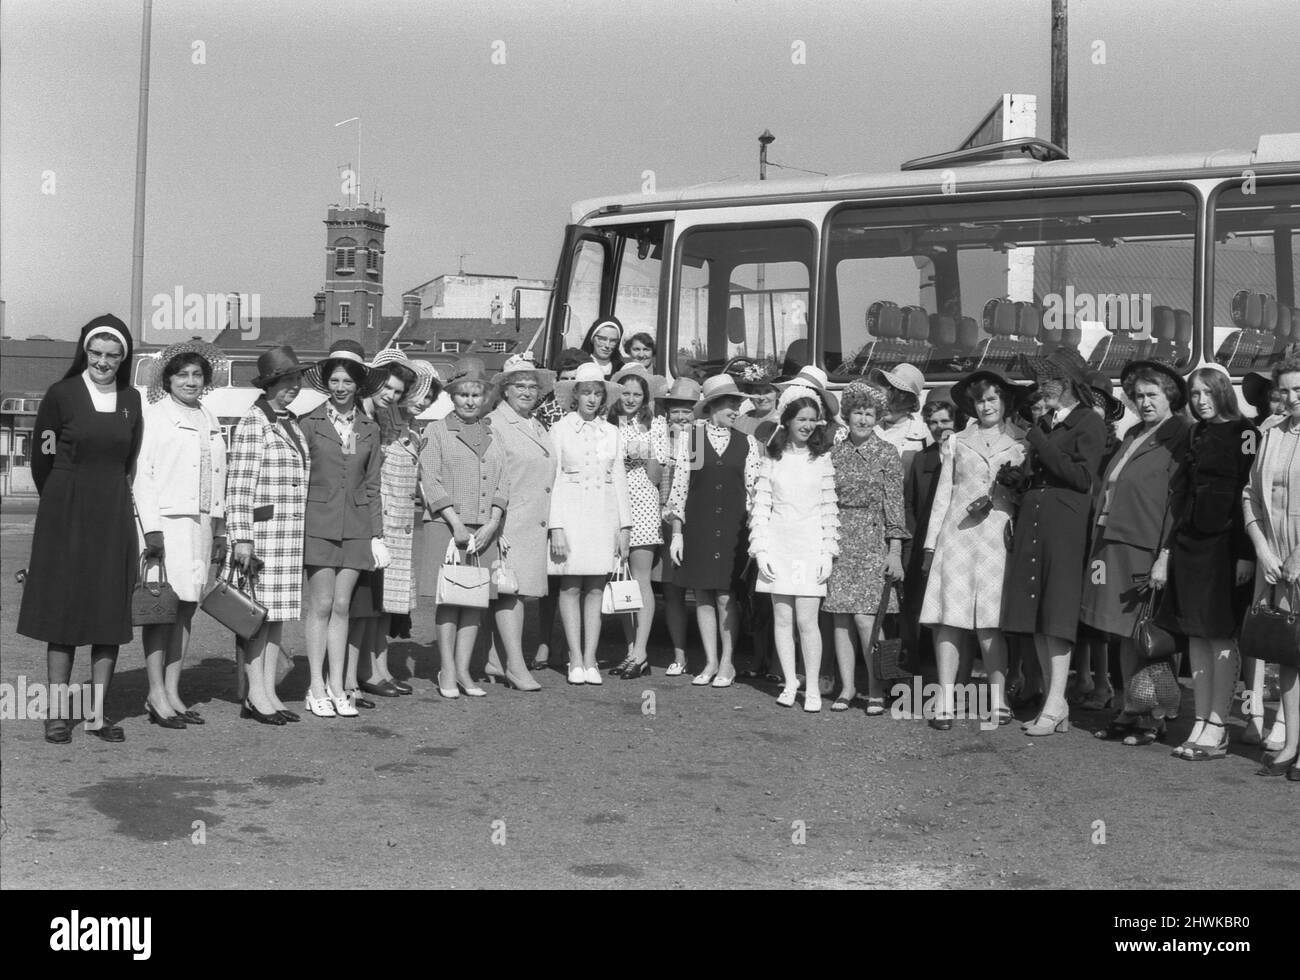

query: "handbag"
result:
(601, 560), (643, 615)
(201, 563), (268, 640)
(1239, 585), (1300, 667)
(867, 580), (909, 682)
(435, 537), (491, 608)
(132, 555), (179, 626)
(1132, 587), (1177, 663)
(490, 537), (519, 596)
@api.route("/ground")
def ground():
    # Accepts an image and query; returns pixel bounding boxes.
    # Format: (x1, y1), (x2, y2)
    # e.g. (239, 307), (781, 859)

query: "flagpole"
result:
(130, 0), (153, 340)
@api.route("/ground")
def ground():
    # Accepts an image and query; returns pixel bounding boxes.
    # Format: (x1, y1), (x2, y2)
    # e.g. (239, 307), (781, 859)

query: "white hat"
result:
(554, 361), (623, 411)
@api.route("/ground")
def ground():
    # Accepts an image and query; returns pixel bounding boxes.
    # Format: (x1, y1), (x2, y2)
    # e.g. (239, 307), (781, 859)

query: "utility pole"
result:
(1051, 0), (1068, 153)
(129, 0), (152, 340)
(756, 131), (775, 358)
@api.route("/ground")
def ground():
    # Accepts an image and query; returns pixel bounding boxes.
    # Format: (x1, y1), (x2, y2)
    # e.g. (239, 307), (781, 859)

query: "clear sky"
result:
(2, 0), (1297, 339)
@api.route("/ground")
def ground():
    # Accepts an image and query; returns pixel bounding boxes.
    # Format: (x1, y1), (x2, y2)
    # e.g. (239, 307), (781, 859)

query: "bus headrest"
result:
(901, 305), (930, 341)
(1275, 305), (1294, 341)
(1231, 289), (1263, 329)
(1015, 301), (1041, 339)
(956, 316), (980, 349)
(982, 298), (1017, 337)
(929, 314), (956, 346)
(867, 301), (903, 339)
(1259, 294), (1278, 332)
(1174, 308), (1193, 344)
(1151, 305), (1175, 341)
(1061, 327), (1082, 348)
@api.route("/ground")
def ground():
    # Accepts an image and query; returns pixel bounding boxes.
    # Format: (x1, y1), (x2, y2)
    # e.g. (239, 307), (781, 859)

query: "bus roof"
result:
(571, 141), (1300, 223)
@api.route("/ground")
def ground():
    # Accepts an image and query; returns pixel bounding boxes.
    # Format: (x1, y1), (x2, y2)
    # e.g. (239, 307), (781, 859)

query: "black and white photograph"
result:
(1, 0), (1297, 914)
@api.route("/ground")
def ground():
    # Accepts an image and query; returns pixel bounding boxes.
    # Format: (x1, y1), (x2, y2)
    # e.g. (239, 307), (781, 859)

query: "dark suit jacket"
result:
(902, 441), (943, 613)
(1094, 414), (1192, 550)
(299, 402), (384, 541)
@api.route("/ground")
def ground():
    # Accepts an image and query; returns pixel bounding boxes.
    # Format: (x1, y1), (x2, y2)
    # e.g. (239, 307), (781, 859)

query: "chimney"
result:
(402, 293), (421, 322)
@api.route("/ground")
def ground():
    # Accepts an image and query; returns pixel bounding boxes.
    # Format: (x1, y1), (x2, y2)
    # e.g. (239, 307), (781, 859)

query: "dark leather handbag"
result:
(1133, 587), (1177, 663)
(869, 580), (908, 682)
(132, 555), (179, 626)
(1239, 586), (1300, 667)
(201, 564), (268, 640)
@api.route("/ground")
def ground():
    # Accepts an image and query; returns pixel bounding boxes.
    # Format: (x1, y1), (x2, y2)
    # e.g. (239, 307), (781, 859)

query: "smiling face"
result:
(85, 336), (125, 386)
(666, 403), (694, 427)
(707, 395), (741, 429)
(590, 326), (620, 362)
(328, 364), (358, 411)
(374, 374), (407, 409)
(618, 379), (645, 417)
(504, 374), (541, 415)
(749, 387), (777, 416)
(847, 405), (877, 440)
(787, 405), (820, 446)
(1278, 371), (1300, 421)
(1188, 377), (1220, 422)
(168, 363), (206, 407)
(627, 339), (654, 367)
(973, 383), (1006, 428)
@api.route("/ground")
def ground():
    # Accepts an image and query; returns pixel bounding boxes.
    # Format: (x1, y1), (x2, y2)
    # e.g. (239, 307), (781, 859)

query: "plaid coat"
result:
(380, 431), (422, 613)
(223, 399), (310, 621)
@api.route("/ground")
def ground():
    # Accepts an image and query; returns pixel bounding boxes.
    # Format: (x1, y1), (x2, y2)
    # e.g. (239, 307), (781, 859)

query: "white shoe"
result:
(804, 693), (823, 713)
(568, 666), (586, 685)
(711, 669), (736, 688)
(304, 691), (336, 718)
(776, 685), (798, 708)
(327, 685), (358, 717)
(584, 667), (603, 685)
(692, 668), (717, 686)
(665, 662), (685, 677)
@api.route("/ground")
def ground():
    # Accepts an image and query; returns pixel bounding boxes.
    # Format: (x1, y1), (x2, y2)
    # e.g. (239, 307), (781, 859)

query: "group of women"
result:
(17, 313), (1300, 782)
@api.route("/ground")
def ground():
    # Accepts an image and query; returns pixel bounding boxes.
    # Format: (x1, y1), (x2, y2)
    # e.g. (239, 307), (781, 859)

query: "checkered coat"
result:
(222, 399), (310, 622)
(380, 432), (422, 613)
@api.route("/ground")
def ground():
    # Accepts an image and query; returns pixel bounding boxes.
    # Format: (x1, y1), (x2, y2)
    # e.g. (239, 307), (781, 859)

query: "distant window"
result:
(367, 304), (375, 329)
(23, 399), (41, 413)
(367, 240), (381, 272)
(440, 341), (461, 353)
(482, 340), (509, 353)
(340, 302), (351, 325)
(133, 359), (156, 386)
(0, 398), (19, 413)
(335, 238), (357, 273)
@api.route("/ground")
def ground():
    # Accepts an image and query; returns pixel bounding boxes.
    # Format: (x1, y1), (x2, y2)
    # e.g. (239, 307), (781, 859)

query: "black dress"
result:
(677, 429), (749, 592)
(1002, 406), (1107, 642)
(17, 377), (143, 646)
(1156, 417), (1258, 638)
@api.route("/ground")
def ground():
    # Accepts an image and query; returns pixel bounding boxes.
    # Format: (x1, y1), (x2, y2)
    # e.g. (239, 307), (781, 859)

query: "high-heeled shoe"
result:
(711, 668), (735, 688)
(1256, 751), (1298, 777)
(1024, 711), (1070, 736)
(457, 682), (487, 697)
(179, 709), (205, 725)
(275, 708), (301, 723)
(240, 701), (287, 726)
(776, 685), (798, 708)
(1172, 717), (1208, 758)
(803, 693), (823, 713)
(1263, 723), (1288, 753)
(146, 699), (186, 730)
(304, 690), (336, 717)
(347, 689), (376, 709)
(437, 682), (461, 699)
(1181, 721), (1228, 761)
(567, 666), (586, 685)
(583, 667), (603, 686)
(326, 685), (359, 717)
(489, 669), (542, 692)
(692, 668), (718, 687)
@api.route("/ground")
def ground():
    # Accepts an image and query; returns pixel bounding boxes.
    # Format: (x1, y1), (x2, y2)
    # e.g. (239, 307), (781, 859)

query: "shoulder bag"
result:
(435, 537), (492, 608)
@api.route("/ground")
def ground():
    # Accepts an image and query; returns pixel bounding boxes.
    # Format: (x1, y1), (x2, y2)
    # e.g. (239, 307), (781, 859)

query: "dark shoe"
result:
(388, 679), (414, 695)
(87, 723), (125, 742)
(146, 700), (187, 730)
(1287, 761), (1300, 782)
(348, 690), (376, 710)
(1257, 752), (1297, 777)
(240, 701), (287, 726)
(359, 678), (400, 698)
(179, 709), (205, 725)
(275, 709), (301, 723)
(617, 659), (651, 680)
(1096, 714), (1139, 741)
(44, 719), (72, 744)
(929, 714), (954, 731)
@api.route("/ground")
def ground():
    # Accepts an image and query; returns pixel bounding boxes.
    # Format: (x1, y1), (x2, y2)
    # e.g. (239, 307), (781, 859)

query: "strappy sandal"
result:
(1172, 717), (1207, 759)
(864, 697), (886, 717)
(1182, 721), (1228, 761)
(830, 697), (851, 712)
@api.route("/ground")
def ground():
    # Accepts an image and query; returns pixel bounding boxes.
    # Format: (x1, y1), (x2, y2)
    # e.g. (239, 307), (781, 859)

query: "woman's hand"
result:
(210, 535), (229, 566)
(476, 518), (500, 549)
(1149, 551), (1169, 589)
(756, 552), (776, 580)
(143, 531), (165, 561)
(450, 519), (471, 548)
(616, 528), (631, 562)
(921, 549), (934, 575)
(549, 529), (568, 565)
(815, 555), (834, 584)
(371, 538), (391, 570)
(669, 532), (684, 567)
(1282, 548), (1300, 584)
(233, 541), (254, 570)
(1234, 559), (1255, 587)
(885, 552), (905, 581)
(1257, 545), (1283, 585)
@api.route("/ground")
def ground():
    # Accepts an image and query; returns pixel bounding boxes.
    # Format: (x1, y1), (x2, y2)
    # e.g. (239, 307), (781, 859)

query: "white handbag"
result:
(434, 537), (491, 609)
(601, 560), (643, 615)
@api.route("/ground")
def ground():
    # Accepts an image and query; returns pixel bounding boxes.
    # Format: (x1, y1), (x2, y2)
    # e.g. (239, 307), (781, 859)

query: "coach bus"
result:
(528, 134), (1300, 408)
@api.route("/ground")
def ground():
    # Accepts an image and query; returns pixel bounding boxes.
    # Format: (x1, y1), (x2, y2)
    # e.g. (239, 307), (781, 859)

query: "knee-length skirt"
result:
(417, 521), (500, 599)
(1002, 487), (1090, 642)
(137, 514), (215, 604)
(1079, 536), (1155, 638)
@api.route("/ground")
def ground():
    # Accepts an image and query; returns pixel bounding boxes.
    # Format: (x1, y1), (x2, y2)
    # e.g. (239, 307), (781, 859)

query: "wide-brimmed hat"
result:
(1120, 359), (1188, 413)
(1242, 371), (1273, 414)
(778, 365), (840, 418)
(405, 359), (439, 408)
(951, 370), (1018, 419)
(867, 363), (924, 405)
(1083, 369), (1125, 423)
(612, 362), (668, 401)
(146, 338), (228, 404)
(305, 339), (385, 397)
(658, 376), (702, 406)
(554, 361), (623, 410)
(1019, 347), (1089, 387)
(250, 345), (310, 389)
(490, 352), (556, 396)
(693, 374), (746, 418)
(443, 356), (493, 394)
(722, 356), (781, 393)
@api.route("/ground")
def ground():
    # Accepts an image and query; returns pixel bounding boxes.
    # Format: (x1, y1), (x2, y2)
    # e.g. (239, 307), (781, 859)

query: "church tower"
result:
(322, 204), (387, 348)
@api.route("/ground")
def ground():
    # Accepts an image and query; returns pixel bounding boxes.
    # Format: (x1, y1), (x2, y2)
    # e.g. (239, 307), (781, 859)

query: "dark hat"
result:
(65, 313), (134, 388)
(1120, 359), (1188, 413)
(722, 356), (780, 393)
(251, 345), (309, 389)
(306, 339), (385, 397)
(1083, 368), (1125, 423)
(1019, 347), (1089, 387)
(444, 356), (493, 393)
(1242, 371), (1272, 414)
(951, 369), (1017, 419)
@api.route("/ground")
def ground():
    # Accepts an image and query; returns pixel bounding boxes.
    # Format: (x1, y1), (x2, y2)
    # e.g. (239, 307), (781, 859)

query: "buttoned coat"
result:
(488, 402), (557, 597)
(299, 402), (384, 542)
(134, 397), (227, 530)
(1091, 414), (1192, 551)
(902, 441), (943, 617)
(547, 412), (632, 576)
(418, 412), (510, 528)
(221, 398), (310, 621)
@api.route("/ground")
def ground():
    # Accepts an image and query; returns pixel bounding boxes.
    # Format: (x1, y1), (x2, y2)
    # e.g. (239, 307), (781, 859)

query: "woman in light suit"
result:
(134, 341), (228, 729)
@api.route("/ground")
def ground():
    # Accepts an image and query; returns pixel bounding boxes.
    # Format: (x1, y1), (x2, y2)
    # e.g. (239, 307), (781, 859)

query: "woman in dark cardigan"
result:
(1157, 366), (1258, 759)
(18, 315), (143, 744)
(1001, 350), (1106, 737)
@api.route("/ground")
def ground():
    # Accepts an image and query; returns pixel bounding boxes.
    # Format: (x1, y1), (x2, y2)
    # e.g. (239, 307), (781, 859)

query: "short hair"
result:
(884, 385), (920, 415)
(556, 347), (592, 374)
(766, 396), (832, 459)
(923, 399), (956, 422)
(970, 378), (1014, 416)
(1188, 367), (1241, 421)
(1122, 366), (1181, 409)
(608, 372), (653, 427)
(385, 361), (416, 394)
(570, 380), (609, 413)
(161, 351), (213, 389)
(1271, 356), (1300, 388)
(841, 382), (887, 418)
(625, 332), (657, 355)
(448, 379), (486, 398)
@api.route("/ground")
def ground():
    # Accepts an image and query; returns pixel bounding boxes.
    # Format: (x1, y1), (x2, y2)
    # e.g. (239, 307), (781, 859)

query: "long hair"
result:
(766, 396), (833, 459)
(608, 372), (653, 428)
(1188, 367), (1241, 421)
(62, 314), (134, 389)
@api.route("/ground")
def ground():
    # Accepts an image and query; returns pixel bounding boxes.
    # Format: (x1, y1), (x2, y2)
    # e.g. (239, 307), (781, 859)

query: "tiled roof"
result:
(1, 339), (78, 396)
(209, 316), (408, 355)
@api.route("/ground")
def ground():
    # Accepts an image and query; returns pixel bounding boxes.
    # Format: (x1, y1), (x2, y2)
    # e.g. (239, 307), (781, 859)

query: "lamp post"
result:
(756, 130), (775, 356)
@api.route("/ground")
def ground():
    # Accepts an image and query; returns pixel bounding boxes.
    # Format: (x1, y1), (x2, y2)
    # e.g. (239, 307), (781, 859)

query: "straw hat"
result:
(146, 338), (228, 404)
(490, 352), (556, 395)
(305, 339), (385, 397)
(405, 358), (439, 408)
(867, 363), (924, 405)
(778, 365), (840, 418)
(553, 361), (623, 410)
(693, 374), (746, 418)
